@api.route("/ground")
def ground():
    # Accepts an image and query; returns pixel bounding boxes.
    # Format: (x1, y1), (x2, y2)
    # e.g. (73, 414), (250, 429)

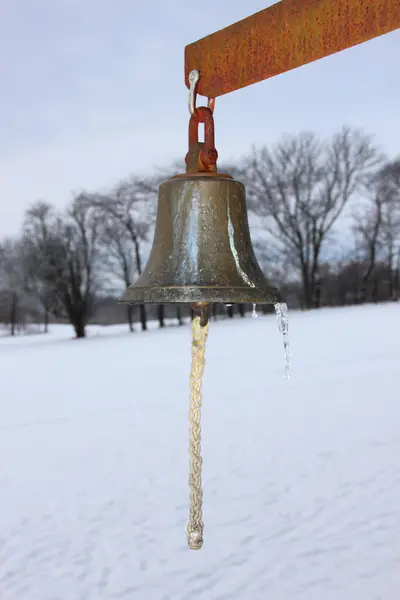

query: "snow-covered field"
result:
(1, 303), (399, 600)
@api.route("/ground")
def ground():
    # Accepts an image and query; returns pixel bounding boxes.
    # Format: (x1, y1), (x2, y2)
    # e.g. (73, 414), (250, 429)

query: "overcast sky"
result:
(1, 0), (399, 236)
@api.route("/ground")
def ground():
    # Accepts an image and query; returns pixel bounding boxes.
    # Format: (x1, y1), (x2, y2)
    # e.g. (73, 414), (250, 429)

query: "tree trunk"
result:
(134, 239), (142, 275)
(394, 250), (400, 300)
(133, 239), (147, 331)
(176, 305), (183, 325)
(238, 304), (246, 317)
(73, 318), (86, 339)
(127, 306), (134, 332)
(313, 281), (322, 308)
(10, 292), (17, 336)
(139, 304), (147, 331)
(309, 257), (322, 309)
(226, 305), (234, 319)
(301, 266), (313, 309)
(388, 267), (394, 301)
(44, 307), (49, 334)
(361, 245), (377, 303)
(372, 276), (379, 302)
(212, 303), (218, 320)
(393, 266), (400, 301)
(157, 304), (165, 328)
(360, 278), (371, 303)
(338, 281), (346, 306)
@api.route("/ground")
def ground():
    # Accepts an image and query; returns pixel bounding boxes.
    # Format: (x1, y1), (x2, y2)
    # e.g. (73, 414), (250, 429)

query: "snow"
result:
(1, 303), (400, 600)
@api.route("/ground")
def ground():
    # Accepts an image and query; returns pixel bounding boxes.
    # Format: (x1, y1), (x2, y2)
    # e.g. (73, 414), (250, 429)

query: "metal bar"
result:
(184, 0), (400, 98)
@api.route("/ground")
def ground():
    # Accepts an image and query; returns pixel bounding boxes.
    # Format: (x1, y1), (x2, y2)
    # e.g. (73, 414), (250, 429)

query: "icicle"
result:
(252, 304), (258, 319)
(274, 302), (291, 379)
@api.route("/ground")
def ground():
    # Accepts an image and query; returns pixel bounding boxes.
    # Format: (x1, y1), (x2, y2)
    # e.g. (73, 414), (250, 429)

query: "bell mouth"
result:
(118, 284), (282, 305)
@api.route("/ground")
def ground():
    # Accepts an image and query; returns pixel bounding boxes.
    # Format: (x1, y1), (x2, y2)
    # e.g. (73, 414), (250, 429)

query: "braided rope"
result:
(187, 316), (209, 550)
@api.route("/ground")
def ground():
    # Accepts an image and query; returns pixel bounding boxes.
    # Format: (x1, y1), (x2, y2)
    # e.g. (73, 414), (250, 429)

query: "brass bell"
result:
(119, 106), (281, 311)
(118, 103), (286, 551)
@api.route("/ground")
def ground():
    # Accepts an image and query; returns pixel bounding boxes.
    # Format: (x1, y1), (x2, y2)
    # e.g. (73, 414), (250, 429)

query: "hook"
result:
(188, 69), (215, 116)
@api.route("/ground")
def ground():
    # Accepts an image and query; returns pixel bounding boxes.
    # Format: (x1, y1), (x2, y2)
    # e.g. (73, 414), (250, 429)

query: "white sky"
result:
(1, 0), (399, 236)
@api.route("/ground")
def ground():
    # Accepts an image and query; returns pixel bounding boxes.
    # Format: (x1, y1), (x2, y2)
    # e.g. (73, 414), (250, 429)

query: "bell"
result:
(118, 103), (285, 551)
(119, 106), (281, 310)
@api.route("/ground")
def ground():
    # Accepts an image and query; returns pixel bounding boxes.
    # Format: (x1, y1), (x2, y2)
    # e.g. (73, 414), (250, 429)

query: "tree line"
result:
(1, 125), (399, 338)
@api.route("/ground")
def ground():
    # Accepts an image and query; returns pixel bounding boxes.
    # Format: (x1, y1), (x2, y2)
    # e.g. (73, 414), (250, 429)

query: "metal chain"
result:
(187, 315), (209, 550)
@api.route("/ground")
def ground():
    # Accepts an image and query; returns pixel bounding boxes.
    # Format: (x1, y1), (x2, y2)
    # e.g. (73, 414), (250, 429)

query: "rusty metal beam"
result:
(184, 0), (400, 98)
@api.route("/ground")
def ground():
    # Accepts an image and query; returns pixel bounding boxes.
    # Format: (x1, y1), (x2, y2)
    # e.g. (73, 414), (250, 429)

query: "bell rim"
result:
(119, 285), (282, 305)
(169, 171), (235, 181)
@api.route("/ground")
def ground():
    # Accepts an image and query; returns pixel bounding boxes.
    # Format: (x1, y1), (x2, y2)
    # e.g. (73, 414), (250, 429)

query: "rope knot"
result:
(187, 526), (203, 550)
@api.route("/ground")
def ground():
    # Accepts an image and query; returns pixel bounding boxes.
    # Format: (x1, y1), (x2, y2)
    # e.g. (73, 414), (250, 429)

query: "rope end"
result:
(187, 527), (203, 550)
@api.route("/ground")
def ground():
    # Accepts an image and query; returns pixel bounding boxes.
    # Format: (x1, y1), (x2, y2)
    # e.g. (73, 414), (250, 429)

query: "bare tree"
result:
(97, 210), (136, 331)
(22, 201), (57, 332)
(27, 194), (104, 338)
(1, 232), (52, 335)
(353, 160), (400, 302)
(94, 175), (156, 331)
(241, 127), (382, 308)
(353, 187), (384, 302)
(0, 238), (26, 335)
(378, 160), (400, 299)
